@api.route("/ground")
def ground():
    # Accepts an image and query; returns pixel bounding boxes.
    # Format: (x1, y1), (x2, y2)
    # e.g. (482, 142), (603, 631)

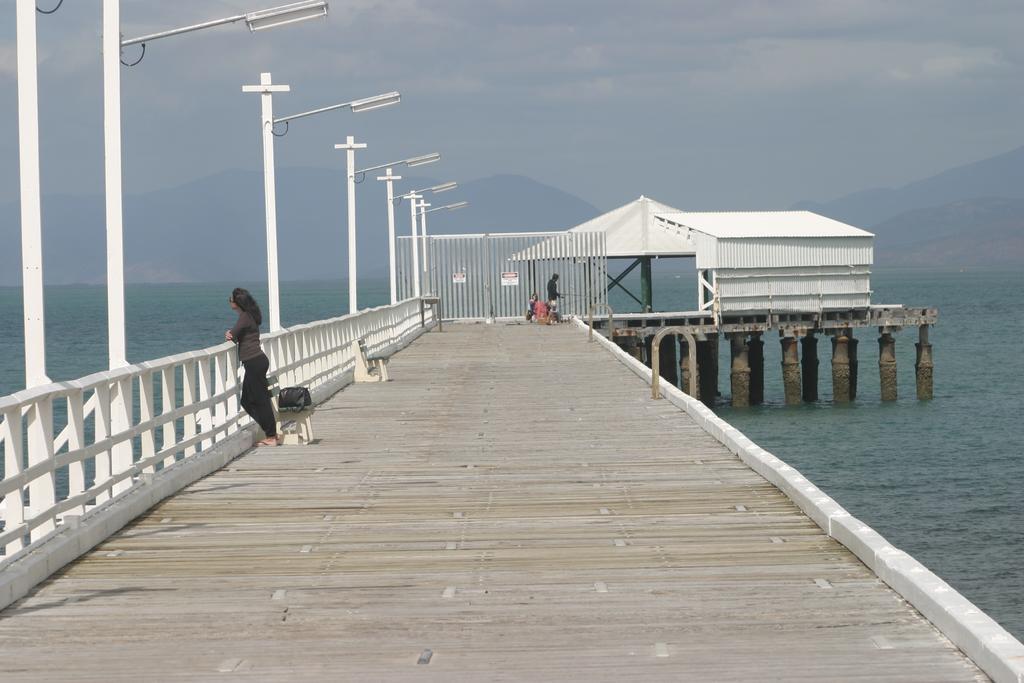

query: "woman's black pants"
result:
(241, 353), (276, 438)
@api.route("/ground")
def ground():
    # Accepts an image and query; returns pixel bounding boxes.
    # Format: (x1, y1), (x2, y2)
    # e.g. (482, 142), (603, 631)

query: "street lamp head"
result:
(350, 92), (401, 113)
(445, 201), (469, 211)
(246, 1), (329, 32)
(406, 153), (440, 167)
(429, 181), (458, 194)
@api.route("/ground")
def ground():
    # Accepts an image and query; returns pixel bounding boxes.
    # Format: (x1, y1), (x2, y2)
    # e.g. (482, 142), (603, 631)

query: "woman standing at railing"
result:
(226, 288), (279, 446)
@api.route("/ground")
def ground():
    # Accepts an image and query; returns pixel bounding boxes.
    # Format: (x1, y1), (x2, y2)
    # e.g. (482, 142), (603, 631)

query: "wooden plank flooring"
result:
(0, 323), (985, 681)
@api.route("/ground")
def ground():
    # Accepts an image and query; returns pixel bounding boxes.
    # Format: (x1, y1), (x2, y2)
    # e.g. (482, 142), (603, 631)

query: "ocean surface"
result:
(0, 269), (1021, 640)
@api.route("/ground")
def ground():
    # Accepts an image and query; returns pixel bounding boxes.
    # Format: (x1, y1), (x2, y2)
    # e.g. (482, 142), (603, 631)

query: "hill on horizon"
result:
(0, 170), (599, 286)
(794, 144), (1024, 266)
(793, 145), (1024, 227)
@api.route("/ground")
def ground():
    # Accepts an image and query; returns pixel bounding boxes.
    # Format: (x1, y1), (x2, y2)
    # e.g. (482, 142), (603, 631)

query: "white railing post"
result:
(93, 383), (112, 505)
(110, 377), (134, 496)
(26, 397), (56, 539)
(2, 407), (26, 555)
(197, 358), (213, 451)
(160, 367), (177, 468)
(225, 352), (239, 436)
(66, 392), (86, 515)
(214, 353), (228, 442)
(182, 362), (197, 458)
(139, 372), (156, 474)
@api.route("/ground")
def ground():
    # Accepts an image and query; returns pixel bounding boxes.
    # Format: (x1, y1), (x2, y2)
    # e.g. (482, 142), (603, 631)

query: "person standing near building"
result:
(547, 273), (561, 322)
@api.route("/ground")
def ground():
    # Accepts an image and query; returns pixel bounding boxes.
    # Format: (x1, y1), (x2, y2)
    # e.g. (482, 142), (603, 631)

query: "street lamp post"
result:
(407, 193), (422, 297)
(418, 200), (469, 295)
(388, 181), (455, 301)
(15, 0), (49, 389)
(104, 0), (328, 368)
(243, 77), (399, 330)
(335, 136), (367, 315)
(377, 168), (402, 304)
(242, 73), (290, 332)
(337, 152), (440, 313)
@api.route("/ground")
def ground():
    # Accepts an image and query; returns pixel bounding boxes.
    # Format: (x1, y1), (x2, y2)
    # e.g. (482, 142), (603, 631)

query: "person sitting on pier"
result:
(226, 288), (279, 447)
(533, 298), (550, 324)
(526, 293), (539, 321)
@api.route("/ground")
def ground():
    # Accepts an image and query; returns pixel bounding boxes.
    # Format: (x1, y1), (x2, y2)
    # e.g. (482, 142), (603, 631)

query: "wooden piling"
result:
(781, 336), (801, 405)
(831, 333), (851, 403)
(878, 331), (897, 401)
(679, 339), (699, 399)
(915, 324), (933, 400)
(658, 334), (679, 388)
(697, 338), (717, 405)
(849, 333), (859, 399)
(748, 332), (764, 405)
(801, 333), (818, 402)
(730, 334), (751, 407)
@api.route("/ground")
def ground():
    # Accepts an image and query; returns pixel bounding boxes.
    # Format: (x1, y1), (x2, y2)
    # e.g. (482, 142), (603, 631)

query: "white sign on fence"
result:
(452, 272), (467, 284)
(501, 271), (519, 287)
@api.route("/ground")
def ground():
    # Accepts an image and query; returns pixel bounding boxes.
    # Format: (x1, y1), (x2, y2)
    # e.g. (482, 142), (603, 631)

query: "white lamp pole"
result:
(245, 89), (399, 327)
(103, 1), (328, 368)
(419, 201), (431, 294)
(377, 168), (402, 304)
(417, 200), (468, 297)
(102, 0), (128, 369)
(408, 193), (422, 297)
(335, 136), (367, 314)
(340, 152), (438, 311)
(242, 72), (290, 332)
(16, 0), (49, 388)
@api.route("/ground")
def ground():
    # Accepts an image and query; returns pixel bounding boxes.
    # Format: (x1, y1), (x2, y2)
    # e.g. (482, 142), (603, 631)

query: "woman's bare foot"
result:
(257, 436), (279, 447)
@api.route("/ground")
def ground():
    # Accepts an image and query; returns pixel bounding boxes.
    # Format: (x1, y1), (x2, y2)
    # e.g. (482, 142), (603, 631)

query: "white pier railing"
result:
(0, 298), (431, 560)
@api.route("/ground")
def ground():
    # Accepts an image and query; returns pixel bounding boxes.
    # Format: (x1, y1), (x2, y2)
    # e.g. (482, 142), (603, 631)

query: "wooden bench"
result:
(353, 339), (390, 383)
(267, 377), (316, 445)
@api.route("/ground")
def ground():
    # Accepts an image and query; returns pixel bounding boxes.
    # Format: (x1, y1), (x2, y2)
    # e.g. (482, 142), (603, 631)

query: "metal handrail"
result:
(650, 326), (698, 399)
(587, 303), (615, 342)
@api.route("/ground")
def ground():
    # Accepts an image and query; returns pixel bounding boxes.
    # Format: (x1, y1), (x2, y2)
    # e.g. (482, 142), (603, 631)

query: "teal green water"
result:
(0, 270), (1021, 640)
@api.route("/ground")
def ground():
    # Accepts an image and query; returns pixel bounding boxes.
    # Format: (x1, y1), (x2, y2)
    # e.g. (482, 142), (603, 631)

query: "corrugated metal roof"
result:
(568, 196), (695, 257)
(655, 211), (873, 239)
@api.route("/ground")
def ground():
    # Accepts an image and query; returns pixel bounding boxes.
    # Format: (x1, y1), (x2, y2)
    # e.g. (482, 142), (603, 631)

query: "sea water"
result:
(0, 269), (1020, 640)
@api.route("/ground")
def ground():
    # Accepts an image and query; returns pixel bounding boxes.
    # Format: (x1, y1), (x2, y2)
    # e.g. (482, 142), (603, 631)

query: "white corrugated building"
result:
(654, 211), (874, 317)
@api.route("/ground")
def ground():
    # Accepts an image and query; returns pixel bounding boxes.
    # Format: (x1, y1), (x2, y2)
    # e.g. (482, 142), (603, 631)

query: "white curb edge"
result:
(575, 318), (1024, 683)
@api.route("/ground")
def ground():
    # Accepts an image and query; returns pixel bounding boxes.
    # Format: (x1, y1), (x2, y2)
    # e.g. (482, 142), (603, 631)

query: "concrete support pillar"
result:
(915, 324), (933, 400)
(878, 331), (897, 401)
(780, 336), (802, 405)
(710, 333), (720, 398)
(697, 338), (716, 406)
(729, 334), (751, 407)
(680, 340), (699, 399)
(658, 334), (679, 388)
(831, 333), (851, 403)
(849, 334), (859, 399)
(748, 333), (764, 405)
(801, 333), (818, 402)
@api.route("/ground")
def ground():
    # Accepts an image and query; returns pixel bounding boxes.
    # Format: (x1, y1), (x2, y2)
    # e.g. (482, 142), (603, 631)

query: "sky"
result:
(1, 0), (1023, 211)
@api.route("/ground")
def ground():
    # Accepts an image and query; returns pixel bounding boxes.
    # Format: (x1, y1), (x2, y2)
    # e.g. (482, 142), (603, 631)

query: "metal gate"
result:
(397, 232), (607, 320)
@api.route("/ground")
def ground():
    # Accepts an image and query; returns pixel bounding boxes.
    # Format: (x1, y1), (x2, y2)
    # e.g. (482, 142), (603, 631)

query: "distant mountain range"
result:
(0, 171), (598, 285)
(3, 143), (1023, 284)
(794, 145), (1024, 266)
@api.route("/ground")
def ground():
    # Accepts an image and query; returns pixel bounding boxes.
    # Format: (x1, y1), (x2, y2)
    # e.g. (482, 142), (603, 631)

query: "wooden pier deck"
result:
(0, 324), (984, 681)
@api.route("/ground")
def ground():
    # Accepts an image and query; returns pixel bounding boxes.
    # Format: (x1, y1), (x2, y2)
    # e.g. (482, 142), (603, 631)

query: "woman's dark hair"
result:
(230, 287), (262, 326)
